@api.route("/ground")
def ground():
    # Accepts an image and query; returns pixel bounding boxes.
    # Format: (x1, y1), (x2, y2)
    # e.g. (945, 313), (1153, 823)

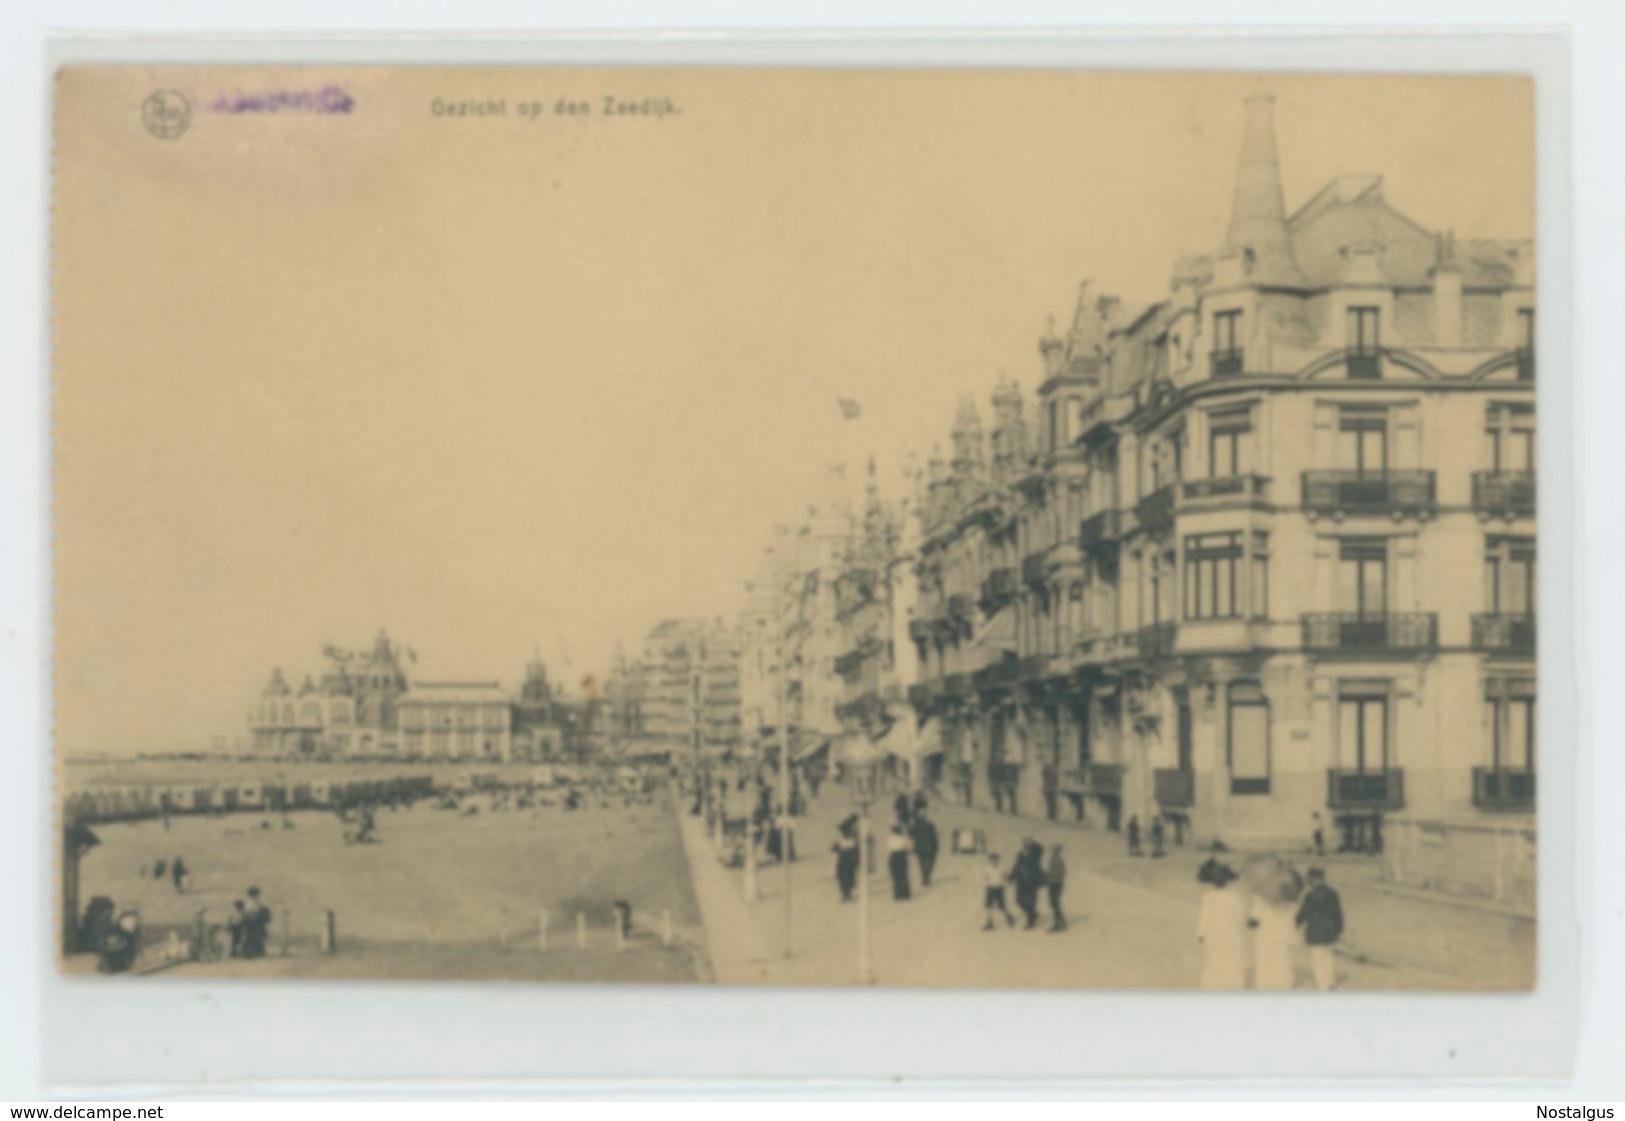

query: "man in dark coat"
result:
(1294, 867), (1345, 990)
(833, 816), (860, 903)
(243, 886), (271, 959)
(909, 811), (939, 888)
(1010, 838), (1045, 929)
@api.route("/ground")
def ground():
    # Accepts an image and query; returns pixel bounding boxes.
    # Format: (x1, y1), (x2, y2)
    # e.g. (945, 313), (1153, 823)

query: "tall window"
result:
(1227, 682), (1270, 794)
(1214, 309), (1242, 354)
(1348, 307), (1381, 354)
(1517, 308), (1536, 381)
(1338, 538), (1389, 616)
(1251, 531), (1271, 619)
(1208, 408), (1253, 477)
(1185, 532), (1241, 620)
(1485, 536), (1536, 615)
(1065, 397), (1085, 447)
(1338, 682), (1391, 773)
(1338, 407), (1388, 473)
(1348, 307), (1382, 379)
(1486, 404), (1536, 471)
(1485, 678), (1536, 771)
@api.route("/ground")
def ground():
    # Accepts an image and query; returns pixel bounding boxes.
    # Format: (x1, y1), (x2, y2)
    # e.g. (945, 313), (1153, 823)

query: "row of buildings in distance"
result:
(731, 92), (1536, 858)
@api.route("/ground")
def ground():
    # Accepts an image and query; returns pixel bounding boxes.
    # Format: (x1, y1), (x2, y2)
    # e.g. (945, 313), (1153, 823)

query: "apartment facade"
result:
(907, 93), (1535, 849)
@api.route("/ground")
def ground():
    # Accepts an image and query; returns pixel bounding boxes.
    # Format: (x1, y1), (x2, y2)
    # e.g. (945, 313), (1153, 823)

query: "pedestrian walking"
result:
(1248, 864), (1301, 992)
(1295, 867), (1345, 991)
(1310, 812), (1326, 858)
(227, 900), (248, 959)
(1150, 817), (1165, 858)
(1011, 838), (1045, 930)
(909, 810), (939, 888)
(243, 886), (271, 959)
(885, 824), (913, 901)
(981, 853), (1015, 930)
(1196, 862), (1248, 990)
(170, 856), (189, 894)
(893, 791), (912, 828)
(1044, 844), (1068, 932)
(833, 817), (860, 903)
(1126, 815), (1143, 857)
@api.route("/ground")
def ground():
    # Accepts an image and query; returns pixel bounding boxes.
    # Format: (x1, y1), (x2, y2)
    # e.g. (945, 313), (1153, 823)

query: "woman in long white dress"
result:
(1196, 865), (1249, 990)
(1250, 892), (1299, 990)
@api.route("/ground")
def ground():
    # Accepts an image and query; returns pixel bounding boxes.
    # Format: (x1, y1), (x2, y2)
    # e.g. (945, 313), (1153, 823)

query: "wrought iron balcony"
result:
(1087, 762), (1124, 794)
(980, 567), (1019, 611)
(1472, 470), (1535, 518)
(1301, 470), (1437, 516)
(947, 593), (977, 621)
(906, 681), (939, 710)
(1154, 767), (1195, 809)
(1472, 613), (1536, 656)
(1079, 509), (1124, 554)
(1210, 348), (1244, 378)
(1135, 484), (1177, 535)
(1137, 621), (1179, 659)
(1346, 349), (1383, 380)
(1472, 767), (1535, 812)
(942, 673), (973, 698)
(973, 659), (1020, 691)
(1021, 552), (1049, 586)
(1326, 768), (1405, 810)
(833, 649), (866, 678)
(1017, 653), (1053, 682)
(1302, 612), (1438, 654)
(1180, 474), (1270, 506)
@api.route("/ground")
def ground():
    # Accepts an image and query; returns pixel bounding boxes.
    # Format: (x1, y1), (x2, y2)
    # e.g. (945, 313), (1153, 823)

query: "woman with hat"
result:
(1196, 860), (1248, 990)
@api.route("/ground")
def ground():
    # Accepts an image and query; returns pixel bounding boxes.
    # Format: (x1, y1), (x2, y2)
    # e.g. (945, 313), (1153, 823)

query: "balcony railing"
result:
(947, 593), (977, 621)
(1079, 509), (1124, 553)
(1021, 552), (1049, 586)
(1302, 612), (1438, 654)
(1326, 768), (1405, 810)
(1017, 653), (1053, 682)
(1181, 474), (1270, 506)
(1061, 762), (1124, 794)
(1137, 621), (1179, 659)
(973, 659), (1020, 691)
(981, 567), (1019, 611)
(942, 673), (973, 698)
(906, 681), (939, 710)
(1154, 767), (1195, 809)
(1210, 348), (1244, 378)
(1301, 470), (1437, 516)
(1346, 349), (1382, 380)
(1472, 470), (1535, 517)
(1472, 767), (1535, 812)
(1472, 613), (1536, 656)
(1135, 484), (1177, 535)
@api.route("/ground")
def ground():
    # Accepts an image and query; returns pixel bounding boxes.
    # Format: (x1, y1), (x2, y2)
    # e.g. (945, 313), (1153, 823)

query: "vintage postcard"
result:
(52, 66), (1537, 990)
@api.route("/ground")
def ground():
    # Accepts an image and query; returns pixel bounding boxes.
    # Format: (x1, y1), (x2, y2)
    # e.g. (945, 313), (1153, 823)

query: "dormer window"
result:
(1348, 307), (1382, 379)
(1212, 310), (1243, 377)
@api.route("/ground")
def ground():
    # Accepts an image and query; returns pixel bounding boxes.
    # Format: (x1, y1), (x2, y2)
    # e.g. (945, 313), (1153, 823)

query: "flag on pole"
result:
(838, 398), (862, 420)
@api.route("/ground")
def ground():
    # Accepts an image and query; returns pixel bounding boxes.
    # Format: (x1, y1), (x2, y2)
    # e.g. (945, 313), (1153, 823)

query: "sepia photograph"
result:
(51, 65), (1537, 992)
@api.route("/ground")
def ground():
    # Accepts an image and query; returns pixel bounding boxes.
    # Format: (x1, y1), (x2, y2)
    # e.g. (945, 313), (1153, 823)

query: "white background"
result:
(2, 0), (1621, 1103)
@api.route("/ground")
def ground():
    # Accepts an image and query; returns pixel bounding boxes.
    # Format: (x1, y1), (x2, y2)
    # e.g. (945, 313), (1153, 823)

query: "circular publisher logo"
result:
(142, 91), (191, 139)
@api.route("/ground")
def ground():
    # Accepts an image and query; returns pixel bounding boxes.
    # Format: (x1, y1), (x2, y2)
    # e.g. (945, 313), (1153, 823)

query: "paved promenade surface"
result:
(681, 787), (1534, 991)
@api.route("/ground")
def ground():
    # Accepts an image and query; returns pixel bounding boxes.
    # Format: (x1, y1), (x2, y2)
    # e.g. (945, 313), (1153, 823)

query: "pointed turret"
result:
(1225, 93), (1305, 288)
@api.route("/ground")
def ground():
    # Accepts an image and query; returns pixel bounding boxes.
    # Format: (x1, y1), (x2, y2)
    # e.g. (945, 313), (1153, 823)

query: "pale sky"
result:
(53, 67), (1533, 755)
